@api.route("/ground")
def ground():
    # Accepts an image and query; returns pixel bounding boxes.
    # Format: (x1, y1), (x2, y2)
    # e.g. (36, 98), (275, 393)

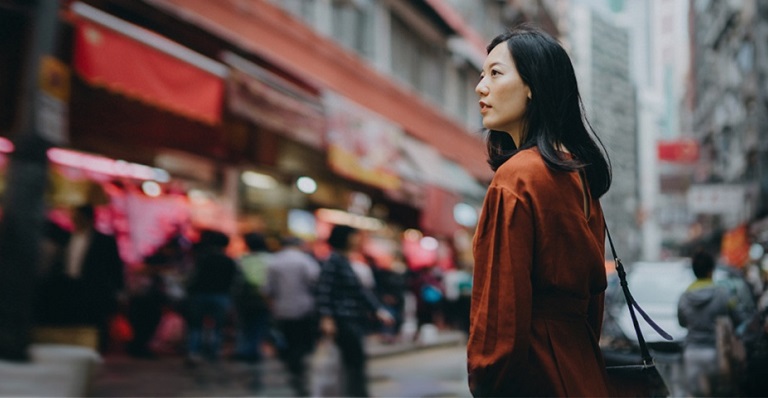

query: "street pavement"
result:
(90, 331), (469, 397)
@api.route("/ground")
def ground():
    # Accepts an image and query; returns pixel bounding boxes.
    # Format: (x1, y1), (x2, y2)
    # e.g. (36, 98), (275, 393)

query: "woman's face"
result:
(475, 43), (531, 140)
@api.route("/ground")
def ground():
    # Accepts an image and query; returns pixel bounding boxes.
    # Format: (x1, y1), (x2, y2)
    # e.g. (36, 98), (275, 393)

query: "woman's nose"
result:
(475, 80), (488, 96)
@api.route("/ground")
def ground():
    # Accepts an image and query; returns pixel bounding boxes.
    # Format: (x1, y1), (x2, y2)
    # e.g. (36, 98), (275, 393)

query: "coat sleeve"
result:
(468, 185), (534, 396)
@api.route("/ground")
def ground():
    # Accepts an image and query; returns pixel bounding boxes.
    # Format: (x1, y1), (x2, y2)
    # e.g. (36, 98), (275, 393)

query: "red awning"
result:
(72, 8), (225, 124)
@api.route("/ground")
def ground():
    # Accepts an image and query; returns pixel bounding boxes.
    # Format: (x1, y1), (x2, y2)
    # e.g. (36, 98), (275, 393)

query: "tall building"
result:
(621, 0), (692, 260)
(687, 0), (768, 252)
(567, 0), (641, 262)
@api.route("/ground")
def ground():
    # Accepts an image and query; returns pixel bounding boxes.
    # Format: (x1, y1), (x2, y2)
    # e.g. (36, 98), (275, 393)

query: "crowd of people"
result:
(33, 204), (473, 397)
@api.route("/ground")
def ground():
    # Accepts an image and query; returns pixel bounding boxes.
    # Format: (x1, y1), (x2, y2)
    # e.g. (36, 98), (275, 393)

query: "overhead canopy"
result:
(398, 135), (486, 200)
(71, 2), (226, 124)
(224, 52), (325, 149)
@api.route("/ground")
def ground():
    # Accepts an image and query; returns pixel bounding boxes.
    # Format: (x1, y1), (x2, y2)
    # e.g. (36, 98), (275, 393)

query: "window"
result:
(273, 0), (315, 26)
(390, 13), (446, 106)
(331, 0), (374, 60)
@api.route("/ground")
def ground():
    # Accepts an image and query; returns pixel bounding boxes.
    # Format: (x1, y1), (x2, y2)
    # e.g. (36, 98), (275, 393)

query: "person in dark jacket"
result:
(678, 250), (743, 396)
(316, 225), (393, 397)
(184, 230), (237, 367)
(36, 205), (125, 353)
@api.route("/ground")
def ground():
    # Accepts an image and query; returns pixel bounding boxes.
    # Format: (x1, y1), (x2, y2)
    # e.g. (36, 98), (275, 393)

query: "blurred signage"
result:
(721, 224), (750, 268)
(36, 56), (70, 145)
(687, 184), (746, 214)
(225, 53), (325, 149)
(72, 8), (225, 124)
(657, 138), (699, 163)
(324, 92), (402, 190)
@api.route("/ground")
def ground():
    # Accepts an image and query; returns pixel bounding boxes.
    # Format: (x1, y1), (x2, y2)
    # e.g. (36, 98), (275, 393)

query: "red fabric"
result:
(73, 21), (223, 124)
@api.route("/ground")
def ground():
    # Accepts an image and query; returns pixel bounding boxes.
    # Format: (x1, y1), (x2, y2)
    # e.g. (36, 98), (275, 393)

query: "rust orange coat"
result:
(468, 148), (609, 397)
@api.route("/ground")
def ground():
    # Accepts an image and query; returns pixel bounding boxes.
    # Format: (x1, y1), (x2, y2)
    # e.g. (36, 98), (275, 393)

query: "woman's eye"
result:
(491, 70), (501, 76)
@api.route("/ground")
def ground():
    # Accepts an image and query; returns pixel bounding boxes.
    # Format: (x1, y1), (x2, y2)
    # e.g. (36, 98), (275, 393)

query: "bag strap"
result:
(603, 217), (673, 365)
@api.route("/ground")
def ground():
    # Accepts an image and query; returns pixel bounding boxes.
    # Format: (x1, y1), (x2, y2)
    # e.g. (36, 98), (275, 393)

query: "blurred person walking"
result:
(232, 232), (272, 364)
(468, 26), (613, 396)
(184, 230), (237, 367)
(678, 250), (745, 397)
(265, 236), (320, 396)
(126, 256), (167, 359)
(35, 205), (125, 353)
(316, 225), (394, 397)
(373, 254), (407, 343)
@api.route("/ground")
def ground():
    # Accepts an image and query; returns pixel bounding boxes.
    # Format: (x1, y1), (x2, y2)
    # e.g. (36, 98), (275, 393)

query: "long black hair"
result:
(484, 26), (612, 198)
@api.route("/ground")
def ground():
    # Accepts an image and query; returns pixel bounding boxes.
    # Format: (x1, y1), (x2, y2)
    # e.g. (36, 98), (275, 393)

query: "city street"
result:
(91, 339), (470, 397)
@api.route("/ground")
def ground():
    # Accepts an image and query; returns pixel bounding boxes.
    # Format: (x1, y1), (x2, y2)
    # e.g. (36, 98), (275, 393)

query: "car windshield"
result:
(627, 263), (694, 306)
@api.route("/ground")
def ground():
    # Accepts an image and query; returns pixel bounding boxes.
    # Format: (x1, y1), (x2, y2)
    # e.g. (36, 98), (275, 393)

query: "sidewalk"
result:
(366, 330), (465, 358)
(90, 330), (465, 397)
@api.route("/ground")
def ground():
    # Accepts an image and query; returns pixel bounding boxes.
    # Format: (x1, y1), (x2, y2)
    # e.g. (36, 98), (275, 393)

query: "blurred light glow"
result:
(296, 176), (317, 194)
(188, 189), (210, 205)
(288, 209), (317, 238)
(0, 137), (14, 153)
(242, 171), (277, 189)
(316, 208), (384, 231)
(47, 148), (170, 182)
(453, 202), (478, 227)
(403, 228), (423, 241)
(420, 236), (439, 251)
(142, 181), (162, 197)
(750, 243), (764, 261)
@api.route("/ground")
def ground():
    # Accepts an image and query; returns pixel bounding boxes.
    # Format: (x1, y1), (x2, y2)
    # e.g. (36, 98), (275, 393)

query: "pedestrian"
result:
(316, 225), (394, 397)
(373, 254), (407, 343)
(35, 205), (126, 353)
(265, 236), (320, 396)
(232, 232), (272, 365)
(184, 229), (237, 367)
(468, 26), (613, 396)
(678, 250), (744, 397)
(126, 256), (166, 359)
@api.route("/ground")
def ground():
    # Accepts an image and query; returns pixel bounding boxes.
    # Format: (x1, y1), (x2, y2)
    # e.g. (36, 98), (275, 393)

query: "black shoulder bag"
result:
(604, 221), (672, 398)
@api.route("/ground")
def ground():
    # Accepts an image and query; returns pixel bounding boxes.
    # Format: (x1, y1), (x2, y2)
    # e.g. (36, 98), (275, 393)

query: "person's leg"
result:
(184, 296), (204, 366)
(684, 345), (717, 397)
(276, 319), (308, 396)
(207, 295), (231, 362)
(335, 320), (369, 397)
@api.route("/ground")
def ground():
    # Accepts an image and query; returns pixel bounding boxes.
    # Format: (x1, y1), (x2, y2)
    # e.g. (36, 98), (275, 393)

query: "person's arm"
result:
(467, 185), (534, 397)
(316, 259), (336, 334)
(360, 282), (394, 325)
(677, 294), (689, 328)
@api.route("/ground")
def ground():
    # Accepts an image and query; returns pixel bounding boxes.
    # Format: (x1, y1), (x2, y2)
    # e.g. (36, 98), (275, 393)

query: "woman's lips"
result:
(479, 101), (491, 114)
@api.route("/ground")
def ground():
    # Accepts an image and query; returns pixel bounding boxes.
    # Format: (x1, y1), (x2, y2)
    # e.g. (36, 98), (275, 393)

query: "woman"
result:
(316, 225), (393, 397)
(468, 26), (612, 397)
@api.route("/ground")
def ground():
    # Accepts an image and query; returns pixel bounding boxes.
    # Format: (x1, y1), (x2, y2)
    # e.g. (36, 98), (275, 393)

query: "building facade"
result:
(0, 0), (493, 265)
(687, 0), (768, 254)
